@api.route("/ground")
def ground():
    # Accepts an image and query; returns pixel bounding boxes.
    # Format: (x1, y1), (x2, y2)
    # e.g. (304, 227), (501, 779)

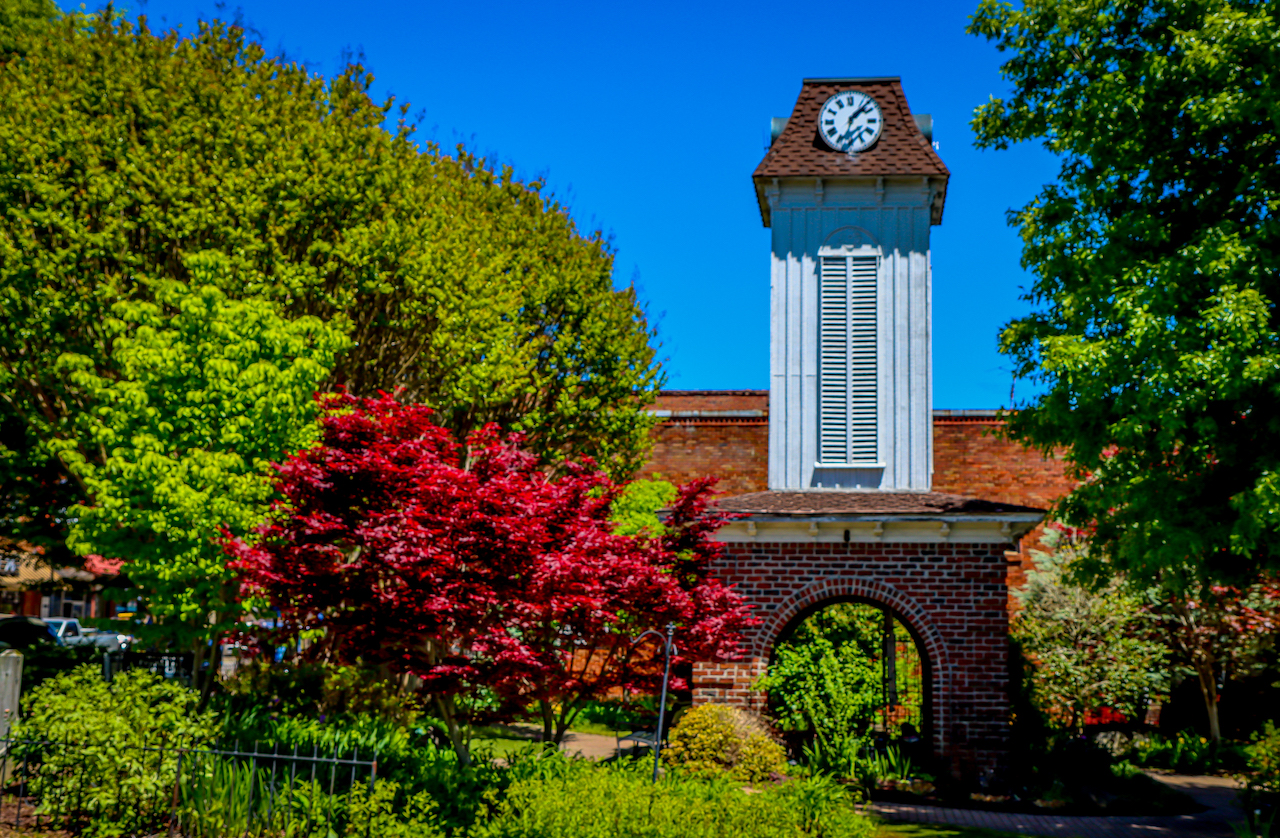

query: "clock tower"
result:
(754, 77), (948, 491)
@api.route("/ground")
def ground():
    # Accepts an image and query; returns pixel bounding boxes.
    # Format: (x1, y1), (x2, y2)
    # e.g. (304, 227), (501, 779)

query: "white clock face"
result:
(818, 91), (883, 153)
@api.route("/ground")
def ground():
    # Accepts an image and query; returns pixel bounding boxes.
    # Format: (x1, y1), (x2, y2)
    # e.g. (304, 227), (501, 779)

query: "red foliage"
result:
(225, 393), (753, 718)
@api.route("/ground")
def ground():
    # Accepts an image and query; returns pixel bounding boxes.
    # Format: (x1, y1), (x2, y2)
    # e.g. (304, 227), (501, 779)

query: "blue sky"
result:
(127, 0), (1059, 408)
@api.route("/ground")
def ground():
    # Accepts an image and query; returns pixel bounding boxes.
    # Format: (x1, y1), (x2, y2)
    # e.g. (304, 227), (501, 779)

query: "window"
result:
(818, 253), (877, 464)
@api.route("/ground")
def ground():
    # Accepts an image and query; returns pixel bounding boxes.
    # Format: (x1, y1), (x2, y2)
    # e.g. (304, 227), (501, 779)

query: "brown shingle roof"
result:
(716, 490), (1043, 517)
(753, 78), (949, 226)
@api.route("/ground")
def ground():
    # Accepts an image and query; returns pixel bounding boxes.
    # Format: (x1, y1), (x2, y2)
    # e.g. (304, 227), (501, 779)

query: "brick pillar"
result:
(691, 658), (769, 713)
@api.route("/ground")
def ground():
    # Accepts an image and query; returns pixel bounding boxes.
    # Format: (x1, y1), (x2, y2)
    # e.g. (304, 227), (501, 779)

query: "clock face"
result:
(818, 91), (883, 153)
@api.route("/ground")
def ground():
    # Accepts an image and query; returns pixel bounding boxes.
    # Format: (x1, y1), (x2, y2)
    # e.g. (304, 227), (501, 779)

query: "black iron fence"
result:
(102, 651), (197, 686)
(0, 736), (377, 837)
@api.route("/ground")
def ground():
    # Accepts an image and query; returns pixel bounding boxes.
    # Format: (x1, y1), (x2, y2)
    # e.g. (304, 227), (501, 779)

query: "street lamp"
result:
(632, 622), (676, 783)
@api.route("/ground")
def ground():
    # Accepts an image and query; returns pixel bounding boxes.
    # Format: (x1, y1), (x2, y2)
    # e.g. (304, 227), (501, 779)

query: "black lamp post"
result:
(632, 622), (676, 783)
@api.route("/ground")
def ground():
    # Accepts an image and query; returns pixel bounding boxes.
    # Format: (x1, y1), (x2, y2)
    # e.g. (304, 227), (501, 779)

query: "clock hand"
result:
(844, 102), (872, 129)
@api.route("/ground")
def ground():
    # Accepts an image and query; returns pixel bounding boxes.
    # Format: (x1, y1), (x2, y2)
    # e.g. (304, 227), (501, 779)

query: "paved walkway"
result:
(493, 723), (631, 760)
(872, 773), (1241, 837)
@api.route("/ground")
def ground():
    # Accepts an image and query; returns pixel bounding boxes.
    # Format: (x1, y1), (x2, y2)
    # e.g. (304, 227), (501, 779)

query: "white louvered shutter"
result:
(819, 255), (878, 463)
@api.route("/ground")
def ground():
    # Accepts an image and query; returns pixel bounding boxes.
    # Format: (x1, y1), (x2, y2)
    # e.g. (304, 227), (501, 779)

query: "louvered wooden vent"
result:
(818, 255), (878, 464)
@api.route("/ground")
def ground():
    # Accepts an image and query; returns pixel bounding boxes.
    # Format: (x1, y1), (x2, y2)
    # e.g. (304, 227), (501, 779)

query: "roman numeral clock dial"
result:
(819, 91), (883, 153)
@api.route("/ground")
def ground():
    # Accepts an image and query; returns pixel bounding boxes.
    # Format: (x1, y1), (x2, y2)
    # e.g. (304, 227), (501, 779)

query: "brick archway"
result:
(692, 538), (1014, 776)
(755, 577), (947, 666)
(756, 578), (950, 760)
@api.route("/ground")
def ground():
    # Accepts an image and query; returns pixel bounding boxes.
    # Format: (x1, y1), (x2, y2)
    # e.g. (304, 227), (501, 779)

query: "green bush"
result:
(470, 761), (873, 838)
(1246, 723), (1280, 791)
(219, 660), (423, 725)
(757, 633), (882, 778)
(665, 704), (787, 782)
(222, 708), (540, 833)
(1238, 721), (1280, 836)
(18, 642), (104, 694)
(1126, 729), (1245, 773)
(178, 759), (443, 838)
(16, 664), (216, 832)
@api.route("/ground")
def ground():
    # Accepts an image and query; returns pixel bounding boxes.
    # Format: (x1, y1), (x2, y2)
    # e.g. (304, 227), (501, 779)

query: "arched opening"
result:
(764, 597), (933, 769)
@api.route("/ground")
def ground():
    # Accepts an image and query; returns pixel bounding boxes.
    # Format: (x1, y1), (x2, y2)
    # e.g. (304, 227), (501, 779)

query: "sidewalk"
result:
(871, 774), (1240, 838)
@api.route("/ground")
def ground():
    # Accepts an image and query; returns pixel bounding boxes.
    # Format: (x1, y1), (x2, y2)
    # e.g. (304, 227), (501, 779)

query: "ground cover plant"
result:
(1121, 730), (1246, 775)
(9, 664), (882, 837)
(471, 760), (873, 838)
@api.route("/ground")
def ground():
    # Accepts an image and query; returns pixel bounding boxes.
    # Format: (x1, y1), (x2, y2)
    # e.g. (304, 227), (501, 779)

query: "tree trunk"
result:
(539, 700), (558, 750)
(435, 695), (471, 766)
(1193, 659), (1222, 743)
(553, 697), (582, 746)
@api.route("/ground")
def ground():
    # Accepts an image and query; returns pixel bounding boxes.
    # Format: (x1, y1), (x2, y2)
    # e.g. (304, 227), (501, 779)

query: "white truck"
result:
(44, 618), (132, 651)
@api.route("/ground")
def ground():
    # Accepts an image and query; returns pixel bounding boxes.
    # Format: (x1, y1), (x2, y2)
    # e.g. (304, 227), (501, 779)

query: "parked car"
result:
(44, 618), (132, 651)
(0, 616), (60, 649)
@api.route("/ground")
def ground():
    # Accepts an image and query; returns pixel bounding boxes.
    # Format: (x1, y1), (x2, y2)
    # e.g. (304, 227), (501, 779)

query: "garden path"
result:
(495, 723), (632, 760)
(871, 774), (1240, 838)
(558, 729), (626, 760)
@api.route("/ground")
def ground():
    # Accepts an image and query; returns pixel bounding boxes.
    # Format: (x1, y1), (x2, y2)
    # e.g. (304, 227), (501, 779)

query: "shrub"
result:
(665, 704), (786, 782)
(1239, 721), (1280, 836)
(218, 660), (423, 725)
(179, 763), (443, 838)
(757, 635), (882, 776)
(1126, 729), (1245, 774)
(470, 761), (873, 838)
(18, 642), (104, 694)
(16, 664), (216, 832)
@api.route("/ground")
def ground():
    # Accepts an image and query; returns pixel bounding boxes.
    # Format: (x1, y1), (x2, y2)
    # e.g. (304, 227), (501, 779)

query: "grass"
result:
(565, 718), (628, 737)
(874, 822), (1029, 838)
(471, 724), (548, 759)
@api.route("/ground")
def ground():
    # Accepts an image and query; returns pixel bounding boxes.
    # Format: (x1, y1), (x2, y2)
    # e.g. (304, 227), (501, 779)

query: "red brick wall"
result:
(933, 418), (1075, 589)
(696, 540), (1014, 777)
(653, 391), (768, 412)
(932, 418), (1073, 511)
(640, 423), (768, 496)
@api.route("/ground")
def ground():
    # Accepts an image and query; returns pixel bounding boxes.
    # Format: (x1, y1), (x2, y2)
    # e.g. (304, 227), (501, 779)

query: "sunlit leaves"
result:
(969, 0), (1280, 585)
(0, 5), (661, 546)
(51, 252), (347, 642)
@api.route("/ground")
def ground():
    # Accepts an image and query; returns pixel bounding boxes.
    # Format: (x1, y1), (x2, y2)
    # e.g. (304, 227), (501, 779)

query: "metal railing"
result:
(0, 735), (377, 837)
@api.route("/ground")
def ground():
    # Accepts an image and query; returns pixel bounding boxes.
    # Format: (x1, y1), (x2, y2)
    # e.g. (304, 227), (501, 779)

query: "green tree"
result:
(1144, 578), (1280, 741)
(1012, 527), (1169, 731)
(610, 477), (677, 537)
(758, 603), (904, 776)
(0, 4), (661, 569)
(51, 251), (346, 672)
(968, 0), (1280, 587)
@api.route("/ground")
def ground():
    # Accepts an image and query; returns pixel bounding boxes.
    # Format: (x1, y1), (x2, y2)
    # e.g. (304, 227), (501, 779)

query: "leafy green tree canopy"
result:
(969, 0), (1280, 586)
(52, 251), (347, 645)
(1013, 526), (1169, 731)
(0, 3), (661, 515)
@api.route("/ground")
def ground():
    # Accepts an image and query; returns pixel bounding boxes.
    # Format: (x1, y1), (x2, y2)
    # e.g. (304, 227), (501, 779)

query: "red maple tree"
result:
(1148, 577), (1280, 741)
(225, 393), (754, 762)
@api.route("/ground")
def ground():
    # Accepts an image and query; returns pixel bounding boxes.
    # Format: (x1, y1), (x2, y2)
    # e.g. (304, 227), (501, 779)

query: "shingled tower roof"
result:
(753, 77), (949, 226)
